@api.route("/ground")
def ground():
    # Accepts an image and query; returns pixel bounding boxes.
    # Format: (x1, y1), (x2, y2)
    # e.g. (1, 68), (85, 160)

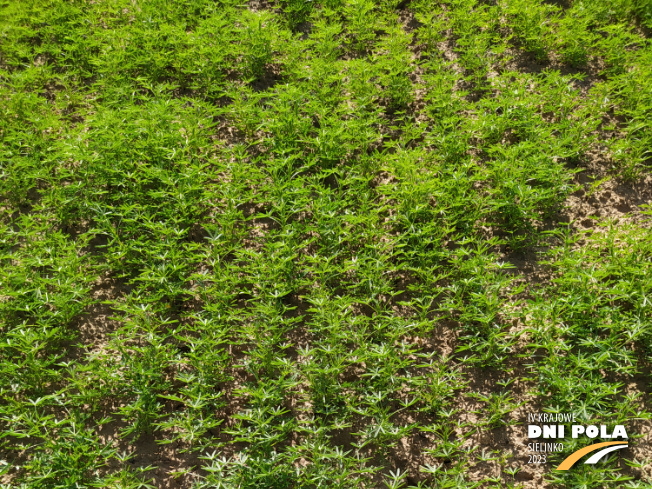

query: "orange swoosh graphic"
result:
(556, 442), (628, 470)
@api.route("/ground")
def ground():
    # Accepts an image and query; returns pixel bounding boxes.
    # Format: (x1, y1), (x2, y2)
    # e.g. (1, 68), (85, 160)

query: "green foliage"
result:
(240, 10), (276, 81)
(1, 0), (652, 487)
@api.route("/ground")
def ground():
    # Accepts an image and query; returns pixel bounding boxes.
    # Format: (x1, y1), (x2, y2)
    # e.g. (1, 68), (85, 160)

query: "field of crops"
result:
(1, 0), (652, 487)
